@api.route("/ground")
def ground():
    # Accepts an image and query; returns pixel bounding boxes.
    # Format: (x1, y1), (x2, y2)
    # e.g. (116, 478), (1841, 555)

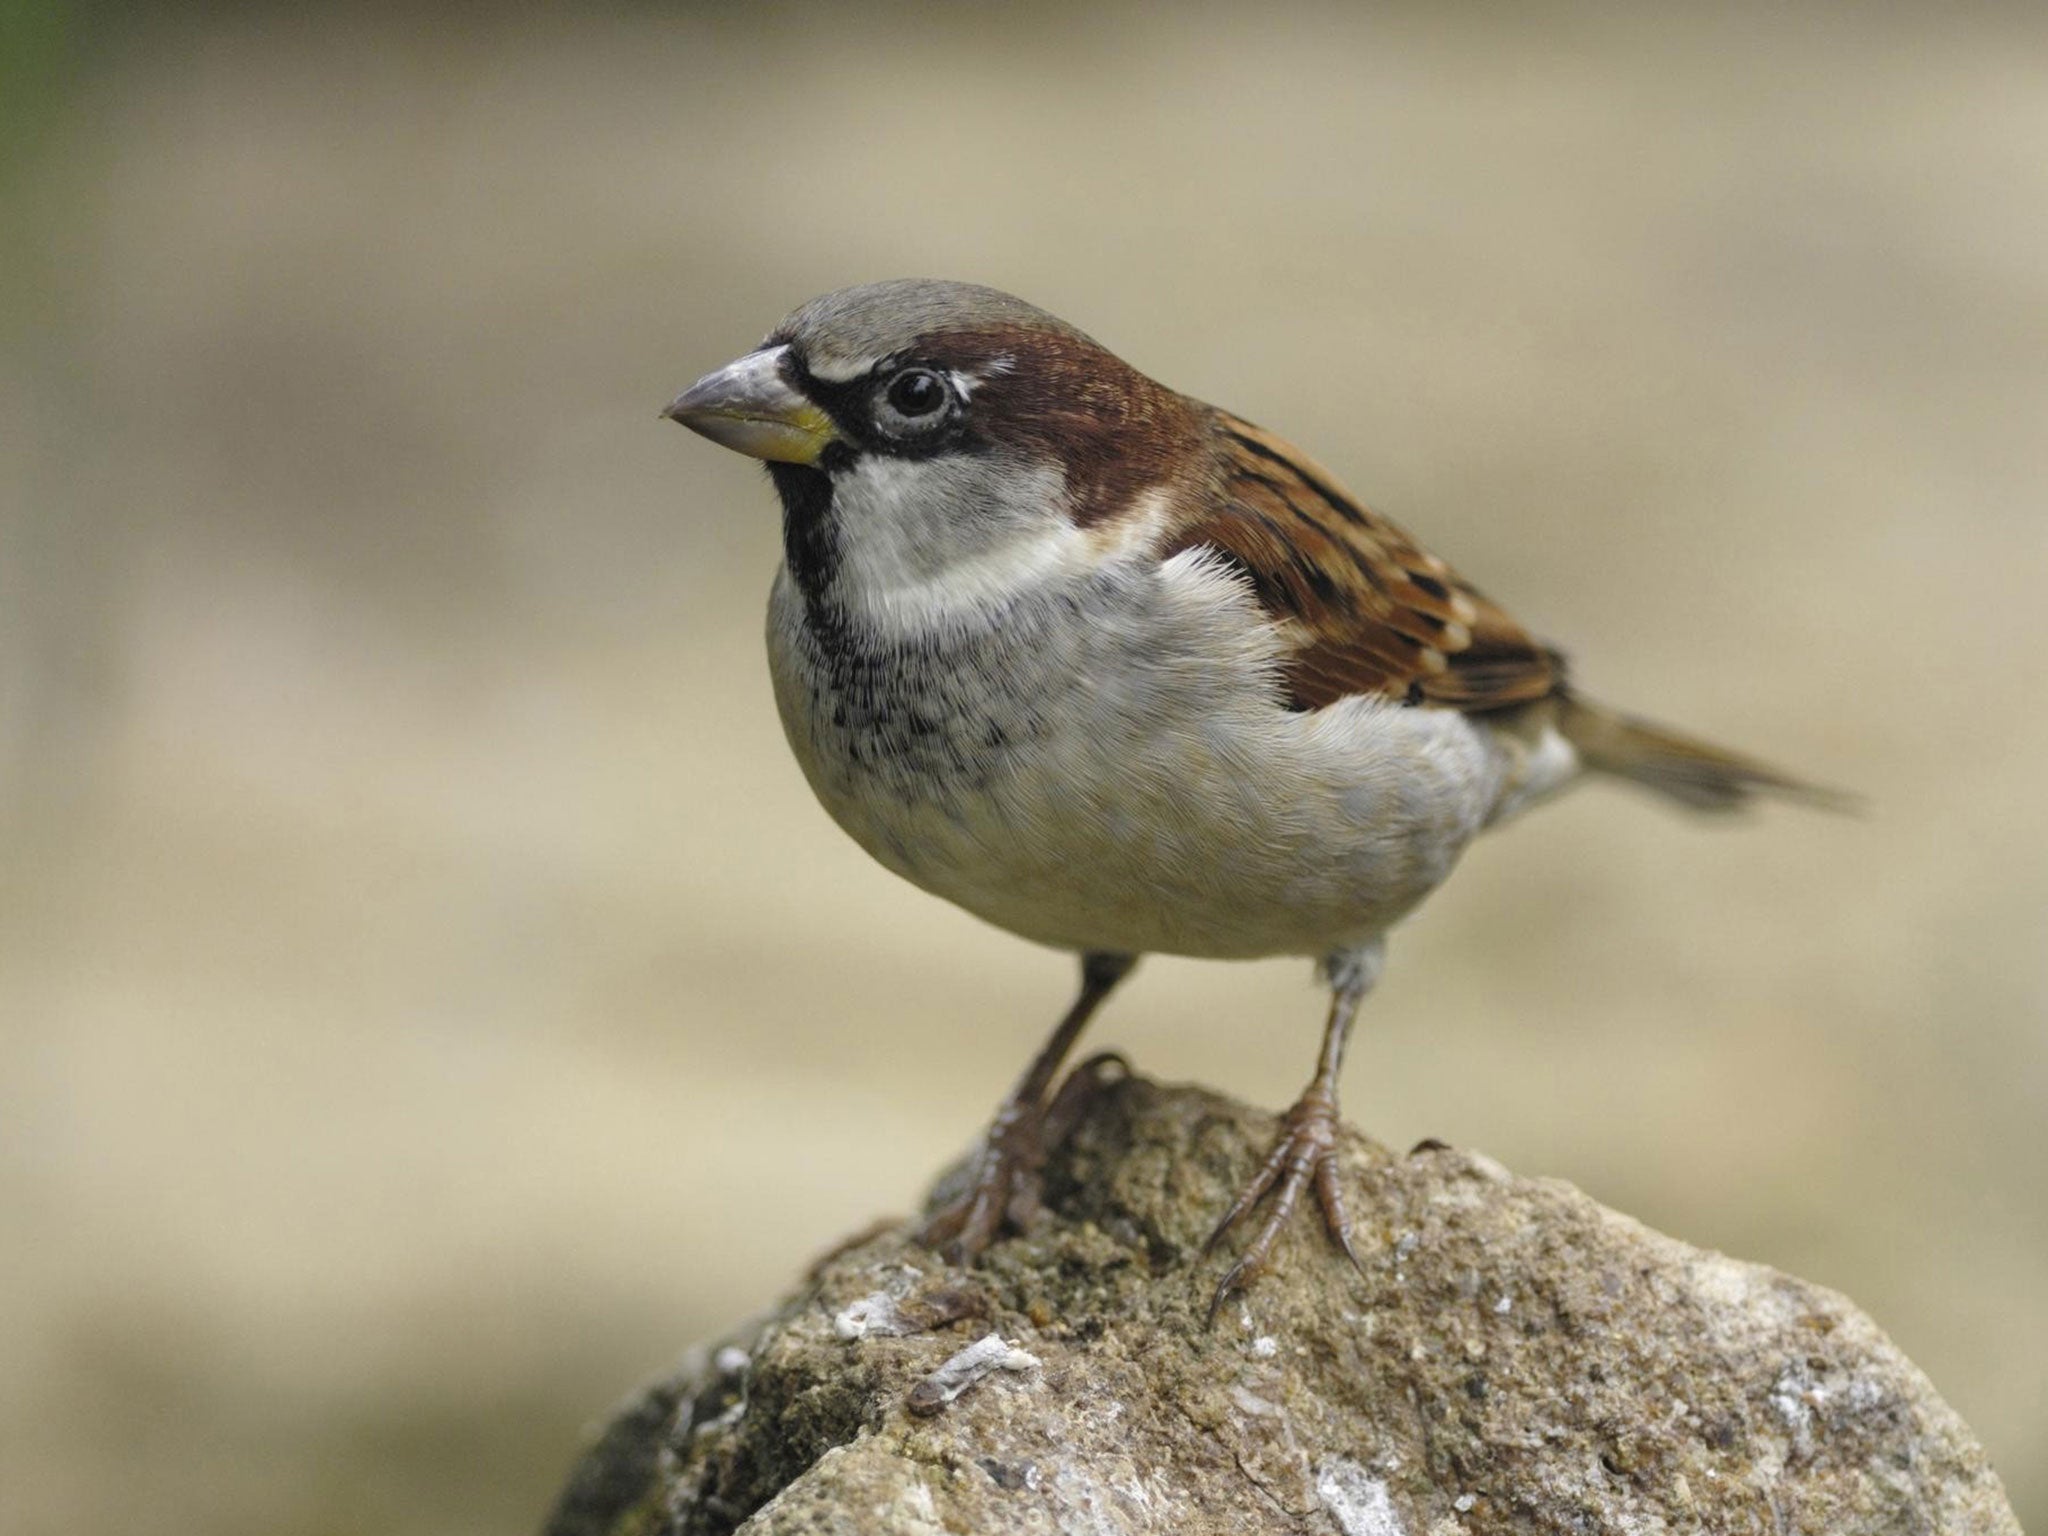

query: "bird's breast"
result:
(764, 555), (1520, 958)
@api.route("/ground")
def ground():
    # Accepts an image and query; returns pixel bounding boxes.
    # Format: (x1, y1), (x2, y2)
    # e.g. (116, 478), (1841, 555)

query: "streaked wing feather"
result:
(1168, 412), (1562, 713)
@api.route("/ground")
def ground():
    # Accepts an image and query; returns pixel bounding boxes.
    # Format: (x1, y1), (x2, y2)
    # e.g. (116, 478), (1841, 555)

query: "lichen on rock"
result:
(541, 1075), (2019, 1535)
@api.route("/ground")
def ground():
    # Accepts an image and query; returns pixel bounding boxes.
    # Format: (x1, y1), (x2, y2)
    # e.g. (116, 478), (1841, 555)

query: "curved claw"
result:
(1203, 1088), (1361, 1322)
(1206, 1253), (1258, 1329)
(1315, 1152), (1365, 1275)
(1202, 1129), (1294, 1256)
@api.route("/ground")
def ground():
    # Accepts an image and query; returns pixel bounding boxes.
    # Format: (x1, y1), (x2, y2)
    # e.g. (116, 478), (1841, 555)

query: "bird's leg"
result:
(922, 952), (1137, 1264)
(1205, 943), (1382, 1322)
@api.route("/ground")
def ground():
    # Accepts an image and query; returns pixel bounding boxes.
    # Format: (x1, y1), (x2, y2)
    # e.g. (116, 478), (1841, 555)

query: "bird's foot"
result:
(920, 1096), (1041, 1265)
(1203, 1084), (1361, 1323)
(920, 1053), (1127, 1265)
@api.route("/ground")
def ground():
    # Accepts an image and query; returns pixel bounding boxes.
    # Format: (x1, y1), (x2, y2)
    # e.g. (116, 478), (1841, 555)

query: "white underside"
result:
(768, 536), (1580, 961)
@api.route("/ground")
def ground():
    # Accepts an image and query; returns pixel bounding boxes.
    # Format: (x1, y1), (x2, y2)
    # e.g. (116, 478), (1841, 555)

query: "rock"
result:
(541, 1074), (2020, 1535)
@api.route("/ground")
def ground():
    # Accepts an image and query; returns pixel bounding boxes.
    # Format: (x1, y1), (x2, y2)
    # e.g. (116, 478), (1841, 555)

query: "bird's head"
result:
(665, 280), (1199, 624)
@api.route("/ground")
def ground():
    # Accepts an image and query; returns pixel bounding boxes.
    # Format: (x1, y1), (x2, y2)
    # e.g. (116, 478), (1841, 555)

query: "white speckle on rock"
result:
(1251, 1335), (1279, 1358)
(713, 1345), (750, 1375)
(1770, 1363), (1817, 1458)
(1316, 1459), (1406, 1536)
(1453, 1492), (1476, 1512)
(905, 1333), (1040, 1416)
(697, 1398), (744, 1435)
(1839, 1374), (1889, 1415)
(1229, 1384), (1285, 1419)
(834, 1292), (910, 1340)
(1492, 1295), (1511, 1315)
(1690, 1252), (1767, 1312)
(890, 1476), (950, 1535)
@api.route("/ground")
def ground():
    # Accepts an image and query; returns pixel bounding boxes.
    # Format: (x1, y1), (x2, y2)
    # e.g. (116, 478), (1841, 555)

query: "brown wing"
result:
(1164, 411), (1564, 713)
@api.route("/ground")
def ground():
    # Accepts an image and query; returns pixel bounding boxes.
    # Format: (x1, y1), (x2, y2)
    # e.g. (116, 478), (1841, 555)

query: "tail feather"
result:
(1557, 694), (1853, 814)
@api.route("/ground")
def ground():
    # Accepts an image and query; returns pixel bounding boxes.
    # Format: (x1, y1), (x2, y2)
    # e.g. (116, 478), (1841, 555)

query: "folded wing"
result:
(1165, 412), (1563, 715)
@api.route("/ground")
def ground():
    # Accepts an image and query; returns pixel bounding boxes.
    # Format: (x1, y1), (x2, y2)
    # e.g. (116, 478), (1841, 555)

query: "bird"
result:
(663, 278), (1834, 1315)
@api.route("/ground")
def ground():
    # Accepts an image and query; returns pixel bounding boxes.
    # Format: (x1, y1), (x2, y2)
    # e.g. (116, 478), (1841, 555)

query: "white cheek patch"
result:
(825, 455), (1107, 634)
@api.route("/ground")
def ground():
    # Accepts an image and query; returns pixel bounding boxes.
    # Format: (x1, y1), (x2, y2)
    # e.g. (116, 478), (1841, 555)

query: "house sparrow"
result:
(665, 279), (1831, 1314)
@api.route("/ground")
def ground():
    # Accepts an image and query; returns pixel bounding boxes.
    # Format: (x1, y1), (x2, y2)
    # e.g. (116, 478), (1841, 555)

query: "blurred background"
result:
(2, 2), (2044, 1531)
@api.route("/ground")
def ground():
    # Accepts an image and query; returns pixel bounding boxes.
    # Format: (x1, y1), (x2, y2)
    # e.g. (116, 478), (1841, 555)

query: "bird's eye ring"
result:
(885, 368), (947, 418)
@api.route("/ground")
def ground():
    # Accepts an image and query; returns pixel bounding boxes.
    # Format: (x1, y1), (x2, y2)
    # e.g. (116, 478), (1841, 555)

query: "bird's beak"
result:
(662, 344), (838, 465)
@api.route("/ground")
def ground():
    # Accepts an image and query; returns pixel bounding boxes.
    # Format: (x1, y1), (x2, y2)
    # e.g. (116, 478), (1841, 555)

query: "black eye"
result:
(885, 368), (946, 418)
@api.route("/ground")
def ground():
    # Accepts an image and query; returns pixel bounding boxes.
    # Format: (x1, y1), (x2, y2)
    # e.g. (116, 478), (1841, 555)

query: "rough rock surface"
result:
(542, 1074), (2019, 1535)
